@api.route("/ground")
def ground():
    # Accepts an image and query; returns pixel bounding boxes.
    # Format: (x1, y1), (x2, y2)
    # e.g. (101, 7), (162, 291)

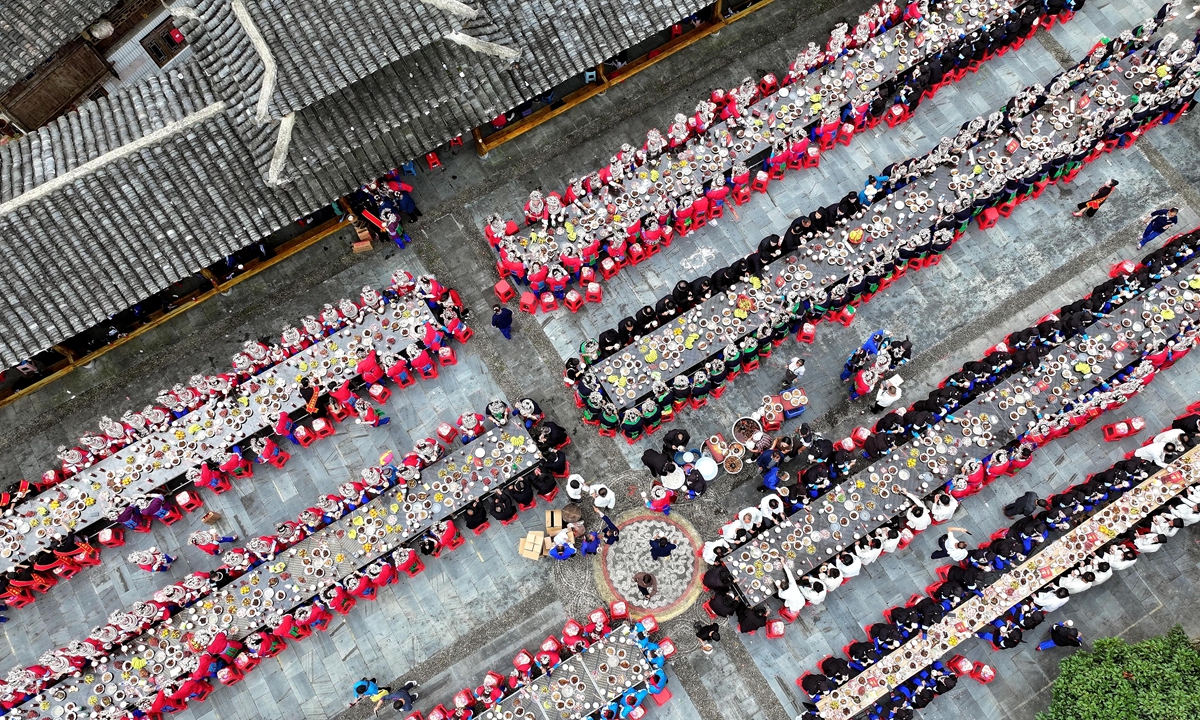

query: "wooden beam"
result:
(0, 216), (350, 412)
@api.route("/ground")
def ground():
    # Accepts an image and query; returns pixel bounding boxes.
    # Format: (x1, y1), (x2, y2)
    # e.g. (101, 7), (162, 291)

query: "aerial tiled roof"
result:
(0, 0), (121, 93)
(0, 0), (707, 366)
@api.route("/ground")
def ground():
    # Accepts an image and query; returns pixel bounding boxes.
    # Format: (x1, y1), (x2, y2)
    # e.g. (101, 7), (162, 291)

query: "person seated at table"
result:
(836, 551), (862, 580)
(634, 305), (660, 335)
(868, 622), (902, 653)
(535, 421), (568, 450)
(672, 280), (698, 311)
(616, 317), (638, 346)
(800, 672), (833, 701)
(529, 466), (559, 497)
(417, 529), (442, 556)
(855, 536), (883, 566)
(703, 566), (734, 592)
(710, 265), (738, 294)
(847, 639), (882, 671)
(802, 464), (832, 499)
(655, 296), (679, 323)
(513, 398), (544, 428)
(488, 492), (517, 523)
(736, 604), (769, 634)
(946, 565), (985, 594)
(506, 478), (535, 508)
(685, 468), (707, 499)
(708, 590), (740, 617)
(542, 449), (567, 477)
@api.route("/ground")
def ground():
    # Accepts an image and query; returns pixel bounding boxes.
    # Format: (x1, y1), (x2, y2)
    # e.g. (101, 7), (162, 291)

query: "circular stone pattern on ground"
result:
(598, 513), (703, 621)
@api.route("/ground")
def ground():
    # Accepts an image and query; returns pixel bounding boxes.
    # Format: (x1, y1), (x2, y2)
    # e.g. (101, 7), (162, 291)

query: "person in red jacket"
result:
(356, 350), (385, 384)
(354, 397), (391, 427)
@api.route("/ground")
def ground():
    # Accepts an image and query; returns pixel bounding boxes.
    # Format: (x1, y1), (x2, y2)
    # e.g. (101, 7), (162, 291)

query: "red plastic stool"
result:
(438, 346), (457, 366)
(599, 258), (620, 280)
(969, 661), (996, 683)
(977, 207), (1000, 229)
(157, 503), (184, 525)
(494, 279), (516, 303)
(658, 637), (676, 658)
(732, 184), (751, 205)
(564, 290), (584, 312)
(765, 619), (786, 639)
(650, 688), (673, 706)
(585, 282), (603, 303)
(425, 152), (442, 170)
(368, 384), (392, 403)
(751, 173), (770, 193)
(328, 403), (350, 423)
(176, 491), (204, 513)
(779, 606), (799, 622)
(99, 527), (126, 548)
(471, 521), (491, 536)
(519, 292), (538, 314)
(609, 600), (629, 620)
(312, 417), (336, 439)
(295, 425), (318, 447)
(796, 322), (816, 343)
(539, 293), (559, 312)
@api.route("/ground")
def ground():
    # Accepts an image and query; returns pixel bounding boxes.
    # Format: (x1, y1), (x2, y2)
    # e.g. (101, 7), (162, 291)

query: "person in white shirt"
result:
(905, 494), (931, 533)
(1058, 569), (1096, 595)
(738, 507), (764, 533)
(855, 537), (884, 566)
(590, 483), (616, 511)
(776, 565), (807, 614)
(1184, 484), (1200, 505)
(799, 576), (827, 606)
(720, 518), (747, 543)
(1150, 514), (1183, 538)
(930, 491), (958, 523)
(1134, 532), (1166, 553)
(818, 564), (843, 591)
(871, 375), (904, 413)
(783, 357), (806, 386)
(931, 527), (970, 563)
(1099, 544), (1138, 570)
(1134, 441), (1176, 467)
(702, 538), (731, 564)
(1169, 498), (1200, 526)
(879, 527), (901, 554)
(760, 494), (787, 524)
(1153, 428), (1186, 446)
(1032, 587), (1070, 613)
(565, 474), (589, 501)
(1088, 559), (1113, 587)
(836, 551), (862, 579)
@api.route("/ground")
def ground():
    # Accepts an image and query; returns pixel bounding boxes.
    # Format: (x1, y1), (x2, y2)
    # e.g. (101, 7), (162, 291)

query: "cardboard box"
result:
(545, 509), (563, 535)
(519, 531), (545, 560)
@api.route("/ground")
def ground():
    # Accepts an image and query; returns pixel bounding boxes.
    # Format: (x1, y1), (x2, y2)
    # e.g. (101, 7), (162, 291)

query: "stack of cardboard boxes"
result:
(518, 509), (572, 560)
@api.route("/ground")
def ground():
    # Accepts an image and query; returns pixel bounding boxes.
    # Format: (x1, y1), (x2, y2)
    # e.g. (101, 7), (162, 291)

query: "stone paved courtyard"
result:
(5, 1), (1200, 720)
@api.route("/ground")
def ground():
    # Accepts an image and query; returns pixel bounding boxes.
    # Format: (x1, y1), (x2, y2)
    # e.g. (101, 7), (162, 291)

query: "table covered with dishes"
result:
(491, 0), (1021, 282)
(727, 253), (1200, 605)
(817, 447), (1200, 719)
(34, 424), (540, 718)
(579, 18), (1190, 405)
(480, 623), (655, 720)
(0, 294), (438, 573)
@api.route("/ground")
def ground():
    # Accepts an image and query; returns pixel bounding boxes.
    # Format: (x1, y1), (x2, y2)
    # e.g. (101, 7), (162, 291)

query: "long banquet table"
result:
(727, 254), (1200, 605)
(480, 622), (656, 720)
(816, 446), (1200, 719)
(36, 422), (540, 718)
(0, 294), (438, 573)
(583, 16), (1186, 412)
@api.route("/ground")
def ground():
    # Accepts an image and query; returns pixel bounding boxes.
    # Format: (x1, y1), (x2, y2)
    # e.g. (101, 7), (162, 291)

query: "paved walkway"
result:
(3, 1), (1200, 719)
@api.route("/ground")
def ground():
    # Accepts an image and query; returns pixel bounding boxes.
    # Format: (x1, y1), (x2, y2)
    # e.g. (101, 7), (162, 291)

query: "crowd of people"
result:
(567, 11), (1200, 434)
(485, 0), (1064, 309)
(802, 411), (1199, 720)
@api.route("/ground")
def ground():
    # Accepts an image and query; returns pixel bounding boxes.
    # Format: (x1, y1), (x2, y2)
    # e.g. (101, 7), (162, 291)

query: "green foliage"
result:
(1037, 626), (1200, 720)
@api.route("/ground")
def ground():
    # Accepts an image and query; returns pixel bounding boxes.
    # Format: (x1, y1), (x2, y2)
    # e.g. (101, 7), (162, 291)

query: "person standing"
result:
(491, 305), (514, 339)
(1003, 491), (1047, 518)
(871, 375), (903, 413)
(649, 535), (677, 560)
(635, 572), (658, 599)
(930, 527), (971, 561)
(1072, 179), (1118, 217)
(188, 530), (239, 556)
(694, 621), (720, 653)
(379, 681), (420, 713)
(783, 357), (806, 387)
(1139, 207), (1179, 247)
